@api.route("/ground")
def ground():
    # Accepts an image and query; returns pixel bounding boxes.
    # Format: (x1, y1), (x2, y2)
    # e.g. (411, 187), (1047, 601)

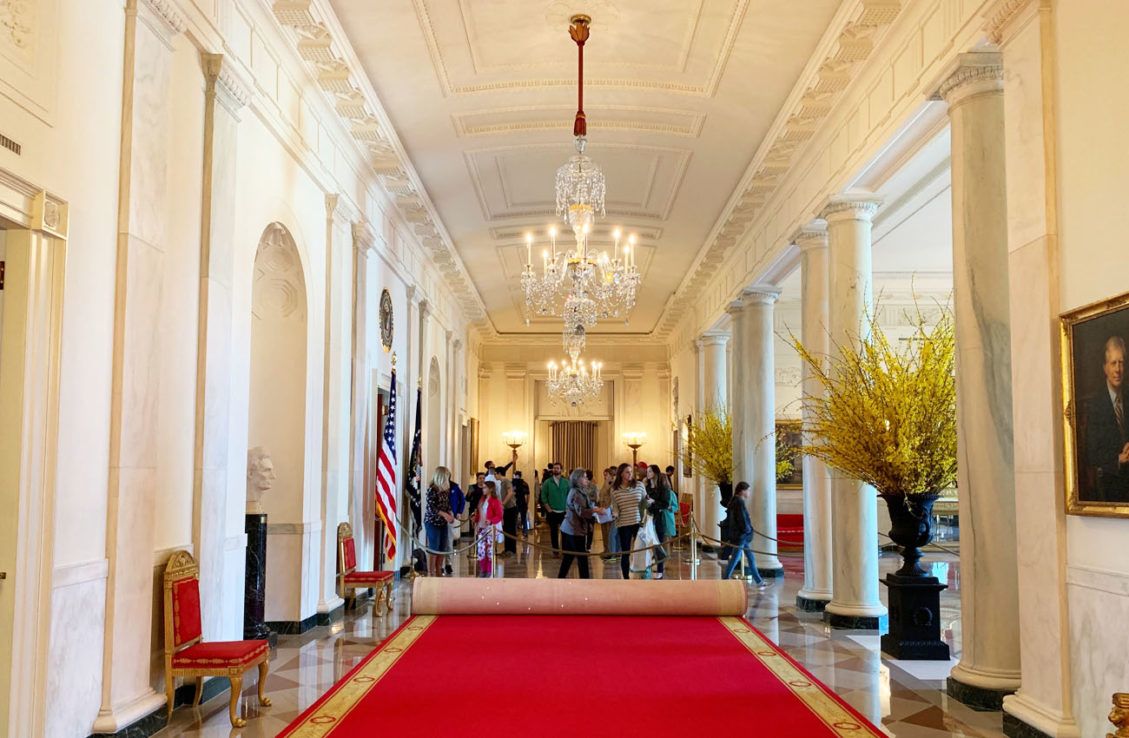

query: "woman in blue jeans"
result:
(424, 467), (456, 576)
(722, 482), (766, 586)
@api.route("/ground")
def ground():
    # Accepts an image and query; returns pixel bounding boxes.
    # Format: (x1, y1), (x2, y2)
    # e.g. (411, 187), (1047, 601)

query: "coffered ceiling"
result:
(329, 0), (843, 334)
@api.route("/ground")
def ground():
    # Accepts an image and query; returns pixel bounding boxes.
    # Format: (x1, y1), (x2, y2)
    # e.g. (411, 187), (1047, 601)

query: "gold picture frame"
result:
(1061, 292), (1129, 517)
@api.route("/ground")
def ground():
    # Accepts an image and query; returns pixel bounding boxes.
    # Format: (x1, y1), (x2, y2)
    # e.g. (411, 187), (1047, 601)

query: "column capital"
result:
(418, 299), (431, 320)
(202, 53), (252, 116)
(820, 194), (882, 223)
(696, 332), (730, 349)
(352, 221), (376, 253)
(792, 223), (829, 252)
(741, 286), (781, 307)
(452, 338), (463, 350)
(937, 52), (1003, 107)
(724, 298), (745, 316)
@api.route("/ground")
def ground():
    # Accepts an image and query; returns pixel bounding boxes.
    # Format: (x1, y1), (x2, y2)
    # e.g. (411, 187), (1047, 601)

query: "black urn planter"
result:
(879, 491), (950, 661)
(712, 481), (734, 556)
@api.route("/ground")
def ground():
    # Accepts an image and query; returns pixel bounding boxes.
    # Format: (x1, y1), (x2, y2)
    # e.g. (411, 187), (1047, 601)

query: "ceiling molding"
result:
(270, 0), (491, 333)
(655, 0), (903, 337)
(411, 0), (749, 97)
(451, 104), (707, 138)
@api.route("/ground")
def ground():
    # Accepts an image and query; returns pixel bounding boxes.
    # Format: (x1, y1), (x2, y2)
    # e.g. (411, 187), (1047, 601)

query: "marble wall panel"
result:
(1066, 566), (1129, 738)
(45, 567), (106, 738)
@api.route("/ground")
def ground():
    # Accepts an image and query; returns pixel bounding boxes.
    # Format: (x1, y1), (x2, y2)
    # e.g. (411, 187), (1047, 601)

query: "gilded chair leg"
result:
(165, 675), (176, 719)
(192, 677), (203, 706)
(385, 582), (394, 612)
(257, 661), (272, 707)
(228, 675), (246, 728)
(373, 586), (384, 618)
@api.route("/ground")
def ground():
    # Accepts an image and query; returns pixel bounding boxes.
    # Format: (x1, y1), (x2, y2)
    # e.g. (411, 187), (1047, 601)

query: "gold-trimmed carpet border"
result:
(718, 616), (884, 738)
(283, 614), (436, 737)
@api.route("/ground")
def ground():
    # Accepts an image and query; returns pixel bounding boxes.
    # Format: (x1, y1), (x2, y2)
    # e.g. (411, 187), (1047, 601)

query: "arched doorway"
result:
(247, 223), (308, 628)
(427, 355), (441, 470)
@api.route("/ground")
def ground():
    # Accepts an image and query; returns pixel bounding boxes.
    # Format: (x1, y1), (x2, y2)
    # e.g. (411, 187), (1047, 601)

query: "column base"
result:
(947, 672), (1018, 711)
(90, 691), (167, 735)
(1002, 693), (1081, 738)
(824, 611), (887, 630)
(795, 593), (830, 612)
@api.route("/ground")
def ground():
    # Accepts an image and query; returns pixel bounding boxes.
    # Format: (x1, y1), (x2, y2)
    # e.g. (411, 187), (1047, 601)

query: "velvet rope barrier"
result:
(411, 577), (748, 616)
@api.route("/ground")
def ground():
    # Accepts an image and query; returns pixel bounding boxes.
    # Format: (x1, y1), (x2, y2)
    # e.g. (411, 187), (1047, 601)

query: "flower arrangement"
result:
(791, 305), (957, 497)
(684, 407), (733, 485)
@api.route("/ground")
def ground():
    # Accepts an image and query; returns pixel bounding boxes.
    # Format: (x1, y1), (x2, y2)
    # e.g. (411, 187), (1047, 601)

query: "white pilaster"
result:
(940, 51), (1023, 709)
(795, 224), (834, 609)
(697, 333), (729, 541)
(821, 194), (887, 630)
(94, 0), (184, 731)
(993, 4), (1078, 734)
(316, 194), (352, 617)
(348, 222), (376, 569)
(192, 51), (251, 644)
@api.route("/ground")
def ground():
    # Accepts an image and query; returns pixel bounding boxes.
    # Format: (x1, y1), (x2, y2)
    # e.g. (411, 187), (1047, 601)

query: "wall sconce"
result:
(623, 432), (646, 466)
(503, 431), (526, 465)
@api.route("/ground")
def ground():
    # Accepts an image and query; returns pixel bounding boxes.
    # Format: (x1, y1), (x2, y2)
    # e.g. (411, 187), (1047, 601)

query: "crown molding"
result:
(270, 0), (489, 331)
(656, 0), (902, 338)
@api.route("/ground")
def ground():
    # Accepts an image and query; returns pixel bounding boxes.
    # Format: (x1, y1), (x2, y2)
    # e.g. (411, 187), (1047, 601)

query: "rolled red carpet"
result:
(279, 614), (883, 737)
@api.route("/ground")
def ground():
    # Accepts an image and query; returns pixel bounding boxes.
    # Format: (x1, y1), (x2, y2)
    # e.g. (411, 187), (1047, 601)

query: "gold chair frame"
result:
(337, 522), (394, 615)
(162, 550), (271, 728)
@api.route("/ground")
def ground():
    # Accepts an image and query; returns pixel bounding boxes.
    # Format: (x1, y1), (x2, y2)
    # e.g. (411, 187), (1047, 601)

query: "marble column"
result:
(940, 52), (1022, 710)
(992, 4), (1078, 734)
(192, 52), (251, 643)
(697, 333), (729, 542)
(821, 194), (887, 630)
(94, 0), (185, 731)
(794, 225), (834, 610)
(731, 289), (784, 576)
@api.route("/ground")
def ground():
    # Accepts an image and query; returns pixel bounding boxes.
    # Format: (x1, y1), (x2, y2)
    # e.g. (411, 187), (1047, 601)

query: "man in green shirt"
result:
(540, 462), (568, 558)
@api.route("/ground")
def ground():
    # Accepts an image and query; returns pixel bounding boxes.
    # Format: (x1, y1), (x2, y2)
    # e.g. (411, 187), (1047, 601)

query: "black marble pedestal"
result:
(881, 572), (950, 660)
(244, 513), (276, 647)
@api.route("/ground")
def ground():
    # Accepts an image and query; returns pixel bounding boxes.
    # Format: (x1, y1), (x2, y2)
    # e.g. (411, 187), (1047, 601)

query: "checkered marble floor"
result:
(156, 529), (1003, 737)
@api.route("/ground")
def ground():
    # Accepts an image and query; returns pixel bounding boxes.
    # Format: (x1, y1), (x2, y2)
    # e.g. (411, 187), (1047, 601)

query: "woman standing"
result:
(473, 480), (504, 577)
(610, 463), (646, 579)
(645, 464), (679, 579)
(559, 469), (604, 579)
(597, 467), (618, 559)
(424, 467), (456, 577)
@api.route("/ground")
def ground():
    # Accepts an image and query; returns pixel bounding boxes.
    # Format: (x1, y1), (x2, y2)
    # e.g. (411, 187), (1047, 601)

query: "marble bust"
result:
(246, 447), (276, 514)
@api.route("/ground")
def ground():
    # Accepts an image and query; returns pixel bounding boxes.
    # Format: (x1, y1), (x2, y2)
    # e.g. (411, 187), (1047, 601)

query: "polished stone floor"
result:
(157, 527), (1004, 737)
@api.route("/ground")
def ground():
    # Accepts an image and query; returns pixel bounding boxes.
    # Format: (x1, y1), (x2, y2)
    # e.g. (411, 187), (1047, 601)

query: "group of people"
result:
(420, 456), (767, 585)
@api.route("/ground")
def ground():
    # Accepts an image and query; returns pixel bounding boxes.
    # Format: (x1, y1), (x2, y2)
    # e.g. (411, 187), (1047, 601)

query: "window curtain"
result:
(550, 421), (598, 474)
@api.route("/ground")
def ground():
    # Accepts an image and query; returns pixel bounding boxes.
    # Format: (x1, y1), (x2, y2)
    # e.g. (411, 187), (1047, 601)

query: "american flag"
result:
(375, 369), (399, 563)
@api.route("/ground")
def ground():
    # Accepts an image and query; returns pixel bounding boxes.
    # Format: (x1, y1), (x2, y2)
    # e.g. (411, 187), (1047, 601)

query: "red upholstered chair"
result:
(337, 522), (394, 615)
(163, 550), (271, 728)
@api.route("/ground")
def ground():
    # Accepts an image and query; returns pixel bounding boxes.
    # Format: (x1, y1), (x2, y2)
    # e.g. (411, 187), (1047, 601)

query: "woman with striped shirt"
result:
(610, 462), (646, 579)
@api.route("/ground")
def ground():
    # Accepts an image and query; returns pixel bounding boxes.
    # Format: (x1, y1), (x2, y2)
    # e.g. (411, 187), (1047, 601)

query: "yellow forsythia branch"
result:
(791, 304), (957, 497)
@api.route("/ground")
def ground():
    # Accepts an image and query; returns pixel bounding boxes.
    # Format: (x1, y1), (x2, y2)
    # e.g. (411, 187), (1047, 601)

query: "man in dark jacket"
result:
(512, 471), (531, 536)
(722, 483), (765, 586)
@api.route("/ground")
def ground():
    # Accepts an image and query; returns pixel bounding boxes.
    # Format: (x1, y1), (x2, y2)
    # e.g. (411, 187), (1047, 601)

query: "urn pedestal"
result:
(879, 491), (950, 661)
(244, 513), (277, 647)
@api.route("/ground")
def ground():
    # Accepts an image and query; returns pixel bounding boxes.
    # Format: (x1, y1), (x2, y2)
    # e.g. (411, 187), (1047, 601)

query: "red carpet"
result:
(279, 615), (882, 737)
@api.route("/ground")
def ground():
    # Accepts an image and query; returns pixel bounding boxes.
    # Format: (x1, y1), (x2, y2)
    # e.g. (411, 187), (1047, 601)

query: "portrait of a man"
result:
(1063, 298), (1129, 514)
(1082, 336), (1129, 502)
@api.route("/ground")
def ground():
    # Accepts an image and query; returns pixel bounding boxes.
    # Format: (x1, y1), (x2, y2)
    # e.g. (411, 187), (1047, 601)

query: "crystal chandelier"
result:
(519, 14), (641, 328)
(547, 355), (604, 407)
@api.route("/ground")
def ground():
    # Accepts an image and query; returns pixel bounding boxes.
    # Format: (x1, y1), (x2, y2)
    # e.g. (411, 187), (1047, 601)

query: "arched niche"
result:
(427, 355), (442, 469)
(247, 222), (308, 624)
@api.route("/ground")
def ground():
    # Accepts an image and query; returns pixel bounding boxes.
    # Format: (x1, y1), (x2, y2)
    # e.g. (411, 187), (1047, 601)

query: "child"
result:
(474, 480), (503, 577)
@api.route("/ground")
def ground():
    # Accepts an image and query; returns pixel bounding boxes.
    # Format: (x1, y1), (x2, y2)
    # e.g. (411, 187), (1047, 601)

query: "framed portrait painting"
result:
(1061, 293), (1129, 517)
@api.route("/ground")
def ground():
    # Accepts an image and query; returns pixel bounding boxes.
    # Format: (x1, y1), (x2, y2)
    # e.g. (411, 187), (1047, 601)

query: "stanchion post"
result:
(690, 527), (699, 580)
